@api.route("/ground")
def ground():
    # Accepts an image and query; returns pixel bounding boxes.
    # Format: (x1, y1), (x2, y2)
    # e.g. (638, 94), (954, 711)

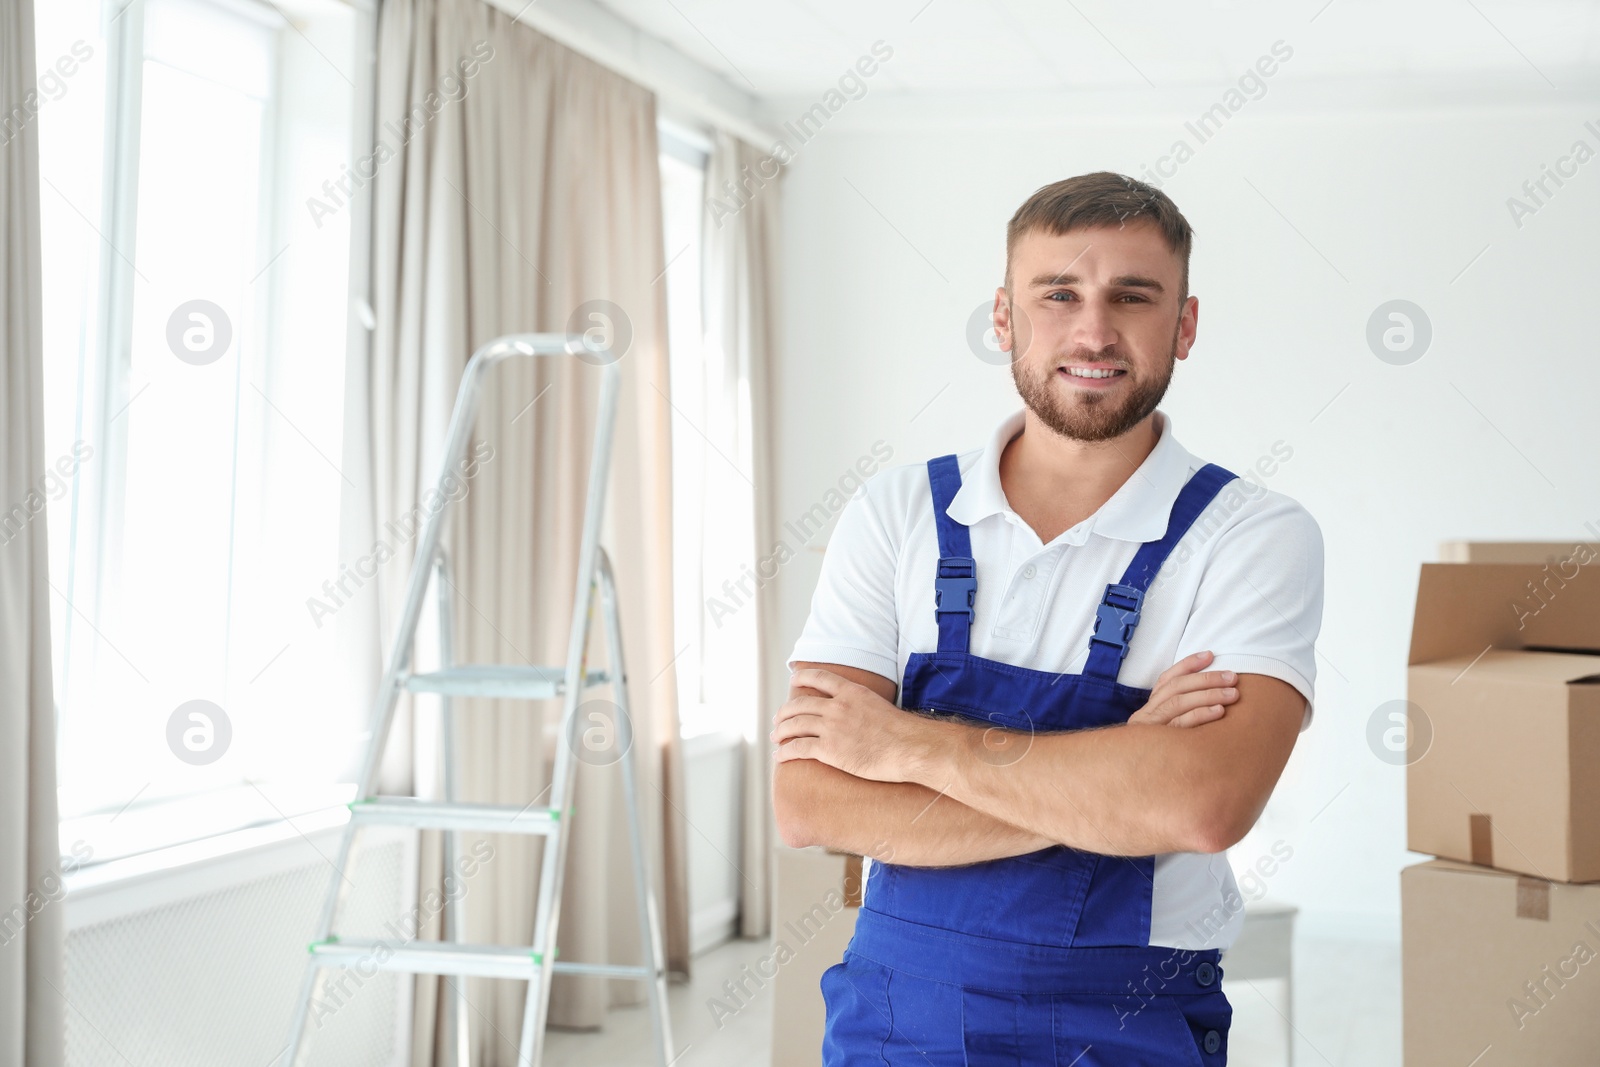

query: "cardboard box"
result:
(1403, 859), (1600, 1066)
(769, 847), (861, 1067)
(1406, 557), (1600, 883)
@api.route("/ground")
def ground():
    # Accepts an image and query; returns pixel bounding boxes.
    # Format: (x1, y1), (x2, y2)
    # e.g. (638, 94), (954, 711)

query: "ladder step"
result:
(309, 939), (655, 981)
(404, 664), (609, 699)
(547, 961), (653, 979)
(348, 797), (560, 835)
(312, 939), (534, 980)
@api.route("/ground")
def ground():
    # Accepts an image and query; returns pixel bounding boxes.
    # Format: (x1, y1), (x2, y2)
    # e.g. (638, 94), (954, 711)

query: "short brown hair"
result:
(1006, 172), (1194, 302)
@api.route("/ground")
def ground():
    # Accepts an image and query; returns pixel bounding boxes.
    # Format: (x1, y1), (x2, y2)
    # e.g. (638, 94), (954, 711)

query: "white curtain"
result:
(366, 1), (689, 1063)
(0, 0), (68, 1062)
(702, 133), (785, 940)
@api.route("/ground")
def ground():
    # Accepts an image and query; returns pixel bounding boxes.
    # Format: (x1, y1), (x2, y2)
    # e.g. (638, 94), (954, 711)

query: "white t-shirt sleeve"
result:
(786, 478), (901, 684)
(1172, 489), (1325, 731)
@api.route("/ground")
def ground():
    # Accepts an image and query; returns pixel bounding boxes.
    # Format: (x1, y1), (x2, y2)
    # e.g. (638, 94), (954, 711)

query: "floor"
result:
(543, 930), (1403, 1066)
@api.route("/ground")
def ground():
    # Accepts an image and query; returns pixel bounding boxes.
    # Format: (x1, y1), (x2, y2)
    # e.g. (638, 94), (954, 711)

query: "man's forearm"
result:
(929, 722), (1210, 856)
(773, 757), (1055, 866)
(910, 675), (1305, 856)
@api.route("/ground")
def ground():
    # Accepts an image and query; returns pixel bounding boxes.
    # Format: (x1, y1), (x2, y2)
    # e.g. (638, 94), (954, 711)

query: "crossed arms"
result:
(771, 657), (1304, 866)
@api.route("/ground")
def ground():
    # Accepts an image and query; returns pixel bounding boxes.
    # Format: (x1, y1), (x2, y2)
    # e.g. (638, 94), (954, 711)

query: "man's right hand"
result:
(1128, 649), (1239, 728)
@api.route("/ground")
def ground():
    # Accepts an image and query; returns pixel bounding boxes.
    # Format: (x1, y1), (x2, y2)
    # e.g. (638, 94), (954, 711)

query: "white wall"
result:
(762, 87), (1600, 931)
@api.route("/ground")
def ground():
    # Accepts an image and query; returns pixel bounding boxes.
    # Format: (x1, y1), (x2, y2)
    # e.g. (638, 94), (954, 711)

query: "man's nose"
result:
(1068, 301), (1118, 355)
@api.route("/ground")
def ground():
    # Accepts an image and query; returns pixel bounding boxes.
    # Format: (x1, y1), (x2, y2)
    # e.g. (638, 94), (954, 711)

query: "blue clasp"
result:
(934, 556), (977, 622)
(1089, 583), (1144, 661)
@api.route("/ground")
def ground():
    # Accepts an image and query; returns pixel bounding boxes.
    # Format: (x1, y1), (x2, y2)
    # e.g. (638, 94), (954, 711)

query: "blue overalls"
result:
(820, 453), (1241, 1066)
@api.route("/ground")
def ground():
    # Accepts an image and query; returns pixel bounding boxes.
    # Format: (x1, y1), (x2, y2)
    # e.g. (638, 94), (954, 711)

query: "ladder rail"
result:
(435, 551), (472, 1067)
(598, 547), (675, 1066)
(519, 347), (625, 1065)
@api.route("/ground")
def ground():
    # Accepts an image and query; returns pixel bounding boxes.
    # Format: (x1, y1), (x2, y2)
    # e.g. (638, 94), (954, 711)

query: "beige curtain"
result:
(0, 0), (68, 1062)
(702, 133), (784, 940)
(367, 1), (689, 1063)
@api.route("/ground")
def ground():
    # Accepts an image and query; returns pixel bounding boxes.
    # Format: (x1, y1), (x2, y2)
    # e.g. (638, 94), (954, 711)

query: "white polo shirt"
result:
(787, 407), (1324, 952)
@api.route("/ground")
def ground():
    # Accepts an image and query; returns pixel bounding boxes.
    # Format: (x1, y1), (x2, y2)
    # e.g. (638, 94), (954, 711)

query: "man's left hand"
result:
(771, 667), (947, 784)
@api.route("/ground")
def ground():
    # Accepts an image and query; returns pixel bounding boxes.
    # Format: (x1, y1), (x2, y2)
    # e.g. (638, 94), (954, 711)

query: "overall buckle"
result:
(934, 556), (977, 621)
(1089, 583), (1144, 661)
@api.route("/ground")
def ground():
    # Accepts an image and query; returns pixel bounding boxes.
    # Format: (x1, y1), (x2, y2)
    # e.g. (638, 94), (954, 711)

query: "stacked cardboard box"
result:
(1402, 542), (1600, 1065)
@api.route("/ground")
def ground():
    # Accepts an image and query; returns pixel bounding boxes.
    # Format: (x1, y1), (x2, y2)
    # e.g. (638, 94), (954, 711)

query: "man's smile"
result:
(1057, 362), (1128, 389)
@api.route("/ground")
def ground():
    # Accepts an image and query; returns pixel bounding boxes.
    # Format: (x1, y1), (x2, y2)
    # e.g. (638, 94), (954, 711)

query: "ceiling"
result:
(590, 0), (1600, 101)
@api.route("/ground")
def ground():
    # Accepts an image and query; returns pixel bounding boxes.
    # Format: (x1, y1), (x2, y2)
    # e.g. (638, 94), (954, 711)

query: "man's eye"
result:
(1046, 291), (1075, 302)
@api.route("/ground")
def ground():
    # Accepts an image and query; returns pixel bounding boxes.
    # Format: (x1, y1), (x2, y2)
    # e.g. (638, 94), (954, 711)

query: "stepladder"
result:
(282, 332), (675, 1067)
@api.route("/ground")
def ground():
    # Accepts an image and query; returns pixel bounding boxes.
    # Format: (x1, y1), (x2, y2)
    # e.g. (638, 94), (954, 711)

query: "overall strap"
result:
(1083, 463), (1238, 681)
(927, 455), (976, 654)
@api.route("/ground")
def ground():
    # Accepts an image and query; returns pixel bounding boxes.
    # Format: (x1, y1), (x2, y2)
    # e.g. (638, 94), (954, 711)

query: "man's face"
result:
(995, 221), (1197, 442)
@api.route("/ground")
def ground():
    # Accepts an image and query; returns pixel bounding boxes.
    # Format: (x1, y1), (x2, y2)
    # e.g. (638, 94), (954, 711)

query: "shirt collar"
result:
(945, 408), (1196, 544)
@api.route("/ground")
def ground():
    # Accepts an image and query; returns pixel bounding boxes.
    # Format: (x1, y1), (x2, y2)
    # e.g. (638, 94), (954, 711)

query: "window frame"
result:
(657, 116), (763, 744)
(47, 0), (379, 867)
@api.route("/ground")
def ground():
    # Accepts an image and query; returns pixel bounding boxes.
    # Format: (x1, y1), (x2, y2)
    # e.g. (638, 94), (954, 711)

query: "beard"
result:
(1009, 322), (1179, 443)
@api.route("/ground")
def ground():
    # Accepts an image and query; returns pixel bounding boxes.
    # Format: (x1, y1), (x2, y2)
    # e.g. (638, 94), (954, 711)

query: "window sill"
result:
(61, 783), (356, 924)
(61, 781), (356, 869)
(63, 799), (356, 929)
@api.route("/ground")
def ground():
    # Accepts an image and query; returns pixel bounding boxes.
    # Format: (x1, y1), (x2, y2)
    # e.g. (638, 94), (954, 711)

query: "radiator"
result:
(64, 817), (415, 1067)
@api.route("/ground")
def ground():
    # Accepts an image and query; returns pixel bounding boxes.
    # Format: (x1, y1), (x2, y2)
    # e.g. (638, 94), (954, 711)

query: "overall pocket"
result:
(1164, 989), (1233, 1064)
(820, 952), (893, 1066)
(1051, 992), (1213, 1067)
(823, 952), (970, 1066)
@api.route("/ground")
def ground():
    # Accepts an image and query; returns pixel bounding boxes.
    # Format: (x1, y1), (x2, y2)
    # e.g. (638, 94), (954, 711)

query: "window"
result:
(38, 0), (374, 862)
(658, 122), (760, 741)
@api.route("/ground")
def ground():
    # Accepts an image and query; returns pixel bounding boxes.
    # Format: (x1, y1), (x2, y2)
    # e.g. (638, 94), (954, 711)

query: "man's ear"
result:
(993, 286), (1013, 353)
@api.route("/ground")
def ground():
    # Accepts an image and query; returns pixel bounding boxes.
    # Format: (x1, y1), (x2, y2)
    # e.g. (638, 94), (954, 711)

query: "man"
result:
(772, 172), (1324, 1065)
